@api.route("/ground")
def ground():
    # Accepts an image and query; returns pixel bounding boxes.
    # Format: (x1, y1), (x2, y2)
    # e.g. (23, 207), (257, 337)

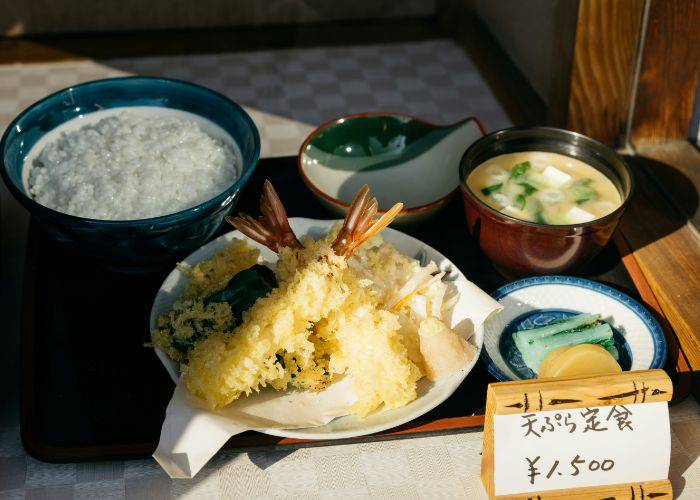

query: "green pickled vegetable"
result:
(515, 322), (615, 374)
(481, 183), (503, 196)
(514, 313), (600, 345)
(600, 338), (619, 360)
(512, 313), (618, 374)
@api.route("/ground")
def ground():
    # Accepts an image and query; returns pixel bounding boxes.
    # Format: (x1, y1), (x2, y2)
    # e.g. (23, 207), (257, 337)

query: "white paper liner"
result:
(154, 376), (357, 478)
(153, 295), (500, 478)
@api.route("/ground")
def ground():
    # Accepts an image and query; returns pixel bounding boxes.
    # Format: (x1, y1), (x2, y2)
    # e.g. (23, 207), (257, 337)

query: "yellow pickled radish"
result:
(538, 344), (621, 379)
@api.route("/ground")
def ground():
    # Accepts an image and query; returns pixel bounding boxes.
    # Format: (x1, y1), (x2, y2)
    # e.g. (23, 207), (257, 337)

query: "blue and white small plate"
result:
(482, 275), (667, 381)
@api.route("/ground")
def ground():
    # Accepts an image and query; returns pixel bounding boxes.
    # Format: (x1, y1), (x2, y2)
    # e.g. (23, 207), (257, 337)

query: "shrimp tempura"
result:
(317, 268), (423, 417)
(183, 182), (402, 409)
(183, 238), (349, 408)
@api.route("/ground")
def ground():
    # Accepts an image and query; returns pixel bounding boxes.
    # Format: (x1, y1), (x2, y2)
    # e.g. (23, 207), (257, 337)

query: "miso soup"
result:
(467, 152), (622, 225)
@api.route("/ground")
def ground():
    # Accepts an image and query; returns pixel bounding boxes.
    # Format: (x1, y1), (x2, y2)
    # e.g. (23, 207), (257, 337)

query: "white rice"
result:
(27, 110), (239, 220)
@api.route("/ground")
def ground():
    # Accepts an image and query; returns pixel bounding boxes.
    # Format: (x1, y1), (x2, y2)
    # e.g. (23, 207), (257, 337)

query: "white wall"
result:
(472, 0), (566, 105)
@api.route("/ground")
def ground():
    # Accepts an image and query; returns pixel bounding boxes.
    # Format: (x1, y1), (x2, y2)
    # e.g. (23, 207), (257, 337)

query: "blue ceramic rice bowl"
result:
(0, 76), (260, 272)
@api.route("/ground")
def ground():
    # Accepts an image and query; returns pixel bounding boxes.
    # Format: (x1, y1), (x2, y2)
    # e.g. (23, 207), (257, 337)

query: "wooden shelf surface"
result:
(620, 143), (700, 378)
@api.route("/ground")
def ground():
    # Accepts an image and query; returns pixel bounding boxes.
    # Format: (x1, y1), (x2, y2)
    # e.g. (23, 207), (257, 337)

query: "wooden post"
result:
(630, 0), (700, 143)
(481, 370), (673, 499)
(494, 480), (672, 500)
(563, 0), (700, 146)
(566, 0), (646, 146)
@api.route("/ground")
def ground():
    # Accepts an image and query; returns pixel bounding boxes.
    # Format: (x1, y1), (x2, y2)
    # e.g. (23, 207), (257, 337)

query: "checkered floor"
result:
(107, 40), (511, 129)
(0, 40), (511, 159)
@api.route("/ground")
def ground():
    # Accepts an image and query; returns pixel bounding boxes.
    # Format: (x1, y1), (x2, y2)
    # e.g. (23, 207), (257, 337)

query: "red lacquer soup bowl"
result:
(459, 127), (633, 278)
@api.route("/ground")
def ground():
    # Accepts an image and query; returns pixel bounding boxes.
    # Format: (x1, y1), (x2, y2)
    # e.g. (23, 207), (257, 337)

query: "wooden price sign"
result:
(481, 370), (673, 499)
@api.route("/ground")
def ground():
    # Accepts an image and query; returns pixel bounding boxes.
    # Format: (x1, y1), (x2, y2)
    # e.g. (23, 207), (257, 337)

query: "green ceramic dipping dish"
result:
(298, 113), (486, 225)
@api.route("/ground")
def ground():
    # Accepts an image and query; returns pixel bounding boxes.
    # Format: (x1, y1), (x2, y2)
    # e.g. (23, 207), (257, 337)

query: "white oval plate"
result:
(150, 217), (486, 440)
(481, 275), (667, 381)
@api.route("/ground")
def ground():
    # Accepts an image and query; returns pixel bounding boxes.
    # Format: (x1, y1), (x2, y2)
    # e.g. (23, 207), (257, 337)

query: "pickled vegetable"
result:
(512, 313), (617, 374)
(539, 344), (621, 378)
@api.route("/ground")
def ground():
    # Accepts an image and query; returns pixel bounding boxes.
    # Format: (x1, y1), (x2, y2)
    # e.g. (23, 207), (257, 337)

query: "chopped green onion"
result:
(523, 172), (548, 189)
(518, 182), (538, 196)
(530, 199), (546, 224)
(547, 213), (571, 225)
(481, 183), (503, 196)
(514, 182), (538, 209)
(571, 184), (598, 205)
(510, 161), (531, 179)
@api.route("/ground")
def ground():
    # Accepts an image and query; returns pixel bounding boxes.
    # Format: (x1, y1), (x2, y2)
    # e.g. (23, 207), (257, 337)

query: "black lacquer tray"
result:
(21, 156), (674, 462)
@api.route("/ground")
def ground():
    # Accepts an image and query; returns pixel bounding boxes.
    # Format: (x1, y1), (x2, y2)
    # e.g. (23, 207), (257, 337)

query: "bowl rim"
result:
(480, 275), (667, 382)
(297, 111), (487, 215)
(0, 75), (261, 226)
(458, 125), (635, 230)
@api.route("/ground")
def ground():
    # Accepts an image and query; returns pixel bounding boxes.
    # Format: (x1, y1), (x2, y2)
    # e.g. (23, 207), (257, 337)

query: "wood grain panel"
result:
(494, 480), (672, 500)
(619, 155), (700, 373)
(631, 0), (700, 142)
(567, 0), (645, 145)
(481, 371), (673, 499)
(634, 140), (700, 228)
(614, 231), (694, 400)
(489, 370), (672, 415)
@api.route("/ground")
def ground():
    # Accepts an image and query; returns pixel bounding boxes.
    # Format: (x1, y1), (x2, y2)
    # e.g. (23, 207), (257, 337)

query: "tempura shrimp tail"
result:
(184, 181), (403, 410)
(226, 179), (302, 252)
(332, 185), (403, 258)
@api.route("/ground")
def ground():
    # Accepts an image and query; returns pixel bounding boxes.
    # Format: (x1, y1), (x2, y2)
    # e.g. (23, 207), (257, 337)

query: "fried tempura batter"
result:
(183, 182), (405, 410)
